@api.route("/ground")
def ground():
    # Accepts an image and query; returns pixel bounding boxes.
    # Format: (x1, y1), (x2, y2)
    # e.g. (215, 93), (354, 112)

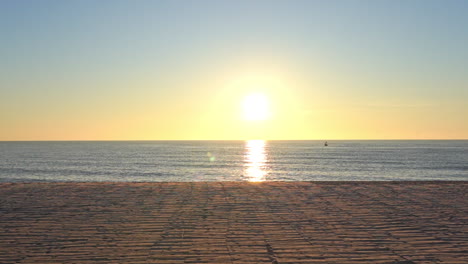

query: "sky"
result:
(1, 0), (467, 140)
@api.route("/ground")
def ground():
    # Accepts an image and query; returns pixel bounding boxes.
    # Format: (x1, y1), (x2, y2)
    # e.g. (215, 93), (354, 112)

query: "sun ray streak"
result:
(244, 140), (268, 182)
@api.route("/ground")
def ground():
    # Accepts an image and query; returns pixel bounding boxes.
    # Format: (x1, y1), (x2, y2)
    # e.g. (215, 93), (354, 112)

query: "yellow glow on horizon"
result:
(2, 60), (467, 141)
(242, 93), (270, 121)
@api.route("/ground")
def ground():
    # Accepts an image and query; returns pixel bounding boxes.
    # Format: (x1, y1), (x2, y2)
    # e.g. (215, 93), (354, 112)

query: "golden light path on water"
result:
(244, 140), (268, 182)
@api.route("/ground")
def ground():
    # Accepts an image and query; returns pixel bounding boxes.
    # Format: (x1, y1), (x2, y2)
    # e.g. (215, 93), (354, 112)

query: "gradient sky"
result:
(1, 0), (467, 140)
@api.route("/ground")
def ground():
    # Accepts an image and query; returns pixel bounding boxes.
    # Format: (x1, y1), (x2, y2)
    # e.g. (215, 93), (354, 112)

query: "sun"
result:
(242, 93), (270, 121)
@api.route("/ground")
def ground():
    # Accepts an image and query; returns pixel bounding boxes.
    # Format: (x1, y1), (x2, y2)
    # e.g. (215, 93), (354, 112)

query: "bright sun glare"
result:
(242, 93), (270, 121)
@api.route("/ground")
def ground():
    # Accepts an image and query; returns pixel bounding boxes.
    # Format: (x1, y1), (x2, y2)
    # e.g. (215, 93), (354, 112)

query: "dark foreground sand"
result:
(0, 182), (466, 263)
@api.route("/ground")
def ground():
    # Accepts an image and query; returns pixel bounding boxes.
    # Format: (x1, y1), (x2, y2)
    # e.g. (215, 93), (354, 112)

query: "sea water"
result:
(0, 140), (466, 182)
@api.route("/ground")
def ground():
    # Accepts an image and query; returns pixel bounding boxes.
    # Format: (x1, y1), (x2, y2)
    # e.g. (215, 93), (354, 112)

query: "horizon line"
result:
(1, 139), (467, 142)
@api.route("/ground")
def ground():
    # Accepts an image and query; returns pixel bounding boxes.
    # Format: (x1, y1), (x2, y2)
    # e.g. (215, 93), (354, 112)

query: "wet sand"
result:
(0, 182), (466, 263)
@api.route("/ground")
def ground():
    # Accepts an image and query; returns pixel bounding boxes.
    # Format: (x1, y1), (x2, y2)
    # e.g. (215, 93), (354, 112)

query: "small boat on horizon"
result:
(324, 141), (328, 147)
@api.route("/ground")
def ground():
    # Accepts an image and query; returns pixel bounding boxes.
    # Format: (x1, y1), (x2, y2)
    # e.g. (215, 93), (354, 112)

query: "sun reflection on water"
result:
(244, 140), (268, 182)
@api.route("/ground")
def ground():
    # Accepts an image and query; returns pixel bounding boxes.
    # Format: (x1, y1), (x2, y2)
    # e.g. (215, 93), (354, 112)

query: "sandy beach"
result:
(0, 182), (466, 263)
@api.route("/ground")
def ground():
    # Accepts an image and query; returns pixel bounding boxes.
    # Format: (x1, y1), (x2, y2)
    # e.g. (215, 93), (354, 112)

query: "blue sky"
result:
(1, 0), (467, 139)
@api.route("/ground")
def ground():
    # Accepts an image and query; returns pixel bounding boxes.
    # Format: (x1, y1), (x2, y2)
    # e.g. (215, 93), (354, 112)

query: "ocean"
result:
(0, 140), (466, 182)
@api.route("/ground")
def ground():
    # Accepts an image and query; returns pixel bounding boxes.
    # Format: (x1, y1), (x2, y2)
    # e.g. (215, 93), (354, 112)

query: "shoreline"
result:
(1, 181), (466, 263)
(1, 180), (466, 183)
